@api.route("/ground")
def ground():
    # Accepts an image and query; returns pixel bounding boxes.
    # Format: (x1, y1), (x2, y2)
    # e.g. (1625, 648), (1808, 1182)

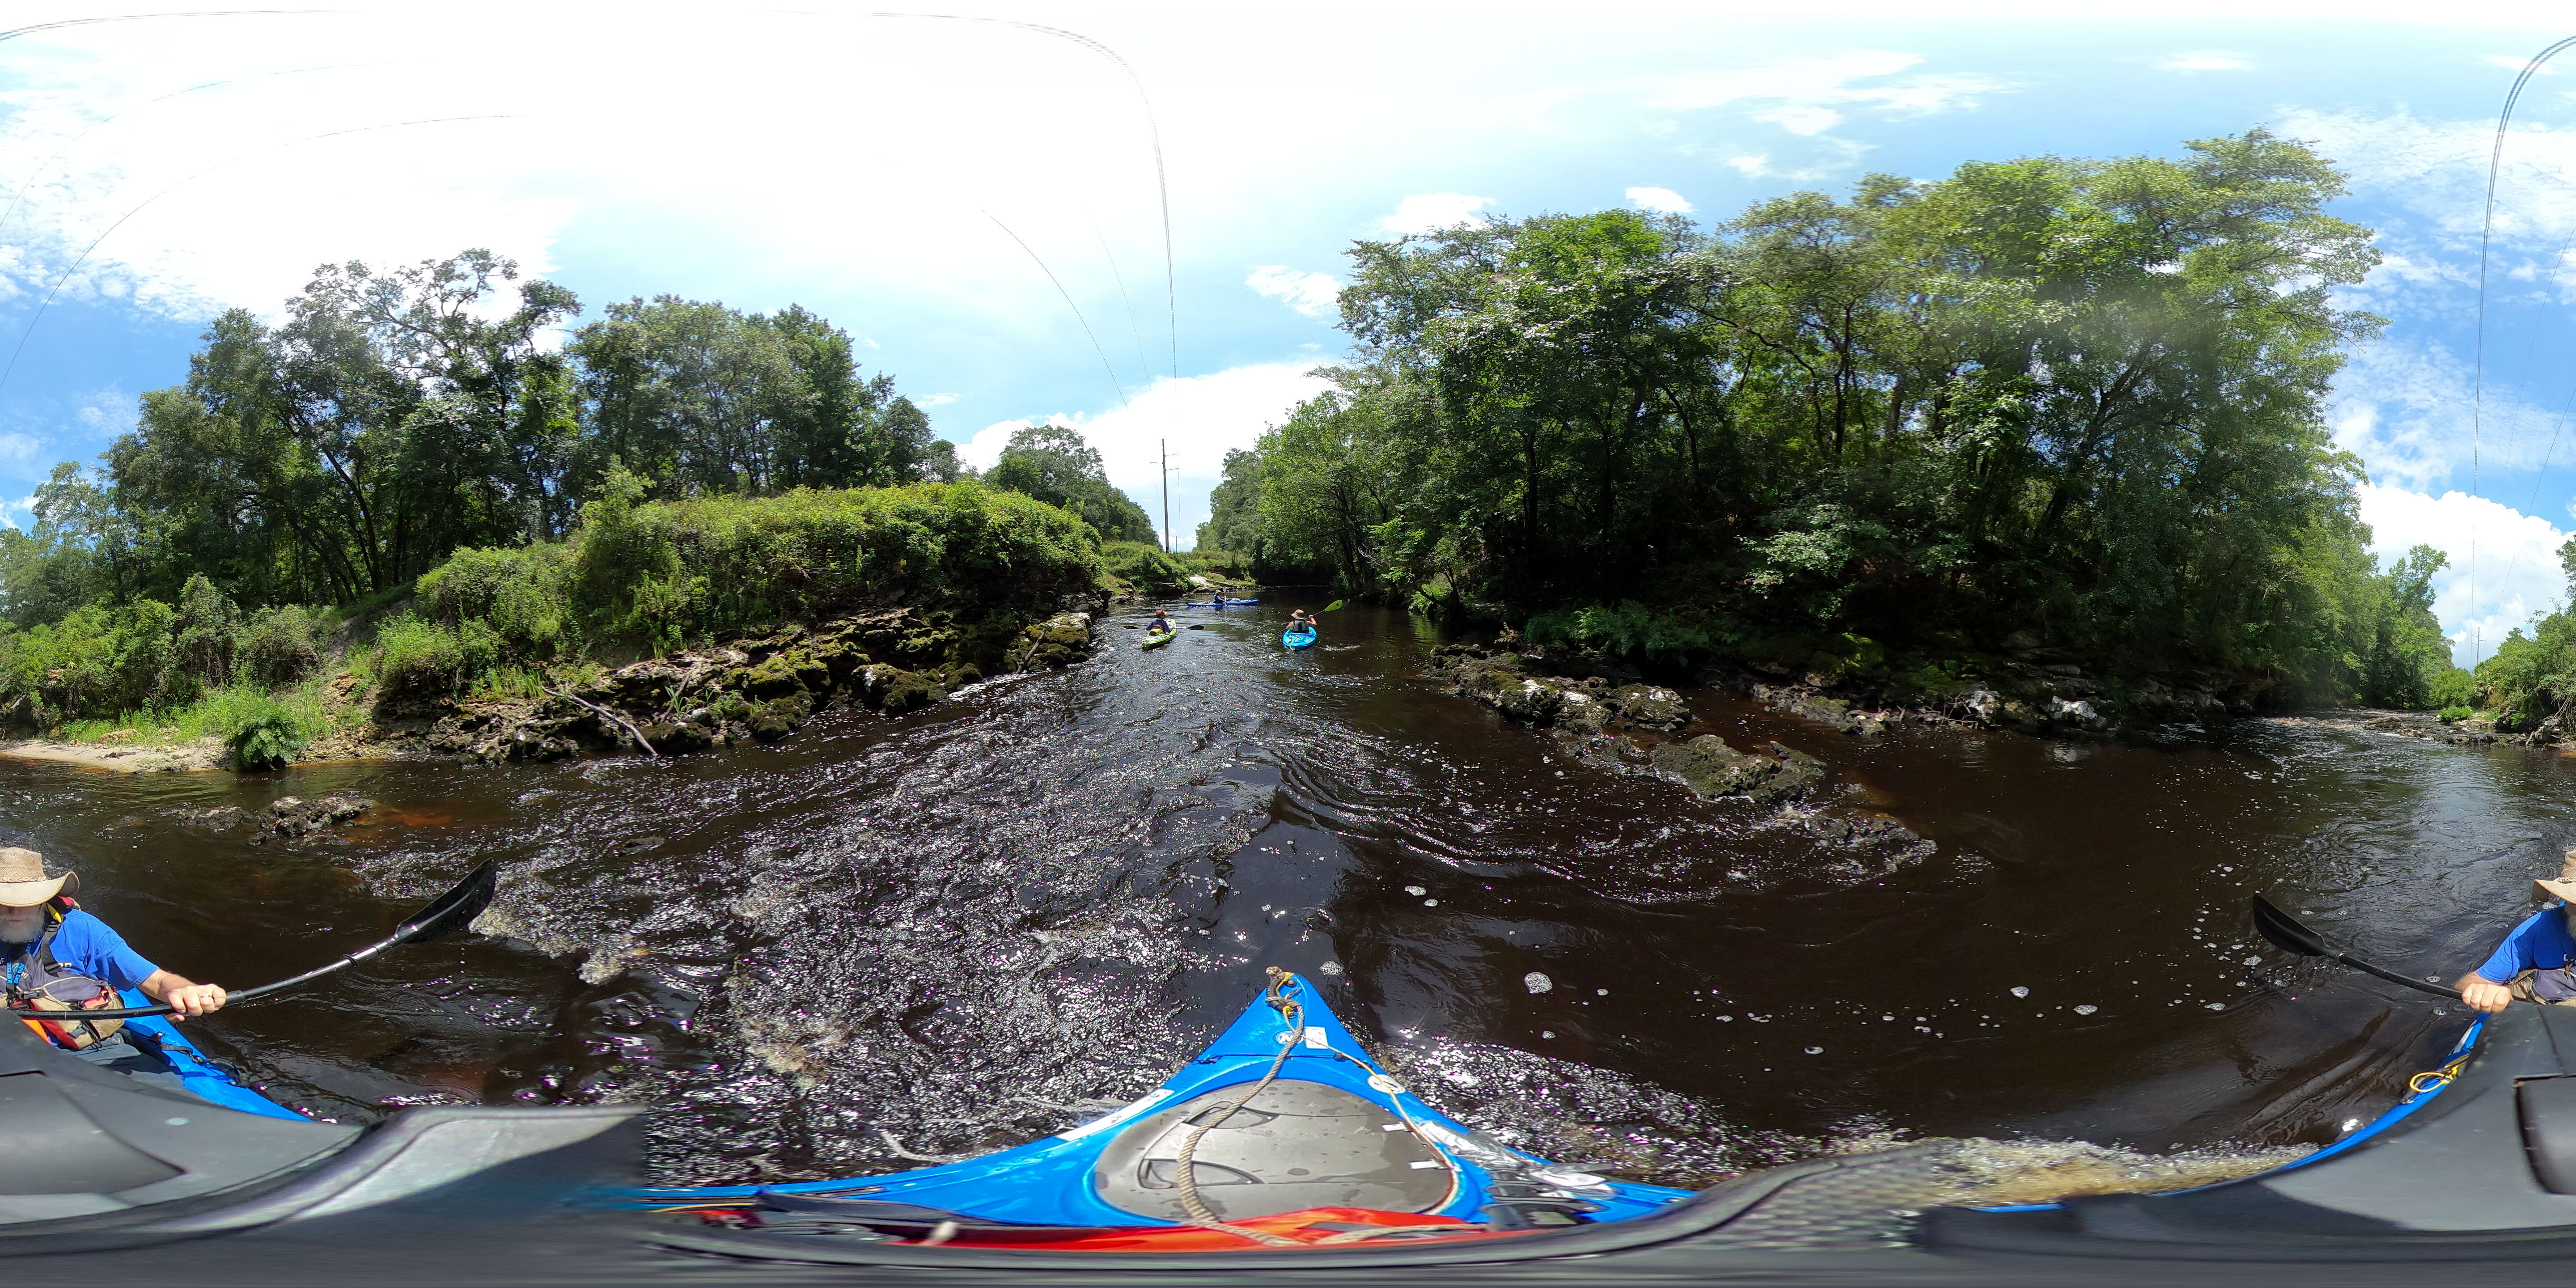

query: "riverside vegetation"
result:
(1199, 131), (2466, 731)
(0, 254), (1124, 768)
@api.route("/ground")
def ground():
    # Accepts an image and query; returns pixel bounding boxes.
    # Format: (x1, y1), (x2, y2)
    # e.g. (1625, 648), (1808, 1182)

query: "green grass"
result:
(55, 682), (335, 763)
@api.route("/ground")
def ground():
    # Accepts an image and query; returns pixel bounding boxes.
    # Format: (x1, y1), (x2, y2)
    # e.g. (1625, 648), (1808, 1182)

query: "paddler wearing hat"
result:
(2, 847), (226, 1077)
(2456, 850), (2576, 1013)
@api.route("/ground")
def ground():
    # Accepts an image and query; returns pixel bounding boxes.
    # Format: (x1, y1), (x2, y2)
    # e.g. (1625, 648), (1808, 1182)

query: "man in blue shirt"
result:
(2456, 865), (2576, 1013)
(2, 847), (228, 1053)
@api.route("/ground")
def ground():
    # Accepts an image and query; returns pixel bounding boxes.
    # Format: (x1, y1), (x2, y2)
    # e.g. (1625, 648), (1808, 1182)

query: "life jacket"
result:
(4, 899), (127, 1051)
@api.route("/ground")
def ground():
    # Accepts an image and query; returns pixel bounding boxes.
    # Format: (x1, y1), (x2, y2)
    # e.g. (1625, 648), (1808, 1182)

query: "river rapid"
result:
(4, 601), (2556, 1189)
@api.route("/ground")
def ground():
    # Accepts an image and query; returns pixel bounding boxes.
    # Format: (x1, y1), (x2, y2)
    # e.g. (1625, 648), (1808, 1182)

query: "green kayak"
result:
(1140, 630), (1176, 650)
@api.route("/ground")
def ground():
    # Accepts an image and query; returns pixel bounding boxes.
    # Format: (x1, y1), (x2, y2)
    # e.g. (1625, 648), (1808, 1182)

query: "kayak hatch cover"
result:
(631, 969), (1690, 1241)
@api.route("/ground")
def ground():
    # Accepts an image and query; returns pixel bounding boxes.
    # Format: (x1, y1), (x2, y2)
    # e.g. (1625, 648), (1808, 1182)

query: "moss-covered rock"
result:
(1609, 684), (1690, 732)
(1014, 612), (1095, 670)
(1649, 736), (1824, 805)
(1556, 689), (1610, 735)
(877, 671), (945, 713)
(747, 694), (813, 741)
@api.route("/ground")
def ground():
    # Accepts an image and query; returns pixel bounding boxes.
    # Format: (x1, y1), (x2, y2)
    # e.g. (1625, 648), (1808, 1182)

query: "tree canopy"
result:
(6, 252), (952, 619)
(1201, 131), (2454, 705)
(983, 422), (1156, 544)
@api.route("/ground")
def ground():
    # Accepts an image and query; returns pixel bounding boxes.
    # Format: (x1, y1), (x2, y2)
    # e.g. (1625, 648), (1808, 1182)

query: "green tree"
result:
(568, 297), (934, 501)
(984, 423), (1155, 543)
(1195, 448), (1266, 557)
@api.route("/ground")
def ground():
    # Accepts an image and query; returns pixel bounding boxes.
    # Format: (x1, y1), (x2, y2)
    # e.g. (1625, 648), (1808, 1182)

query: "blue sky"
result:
(1, 1), (2574, 663)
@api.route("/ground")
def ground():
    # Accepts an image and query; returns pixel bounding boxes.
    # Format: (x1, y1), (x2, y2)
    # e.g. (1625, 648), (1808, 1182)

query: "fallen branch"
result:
(542, 685), (658, 758)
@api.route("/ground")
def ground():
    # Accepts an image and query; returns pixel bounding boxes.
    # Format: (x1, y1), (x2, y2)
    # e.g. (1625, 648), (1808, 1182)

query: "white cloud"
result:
(72, 389), (133, 437)
(2483, 53), (2556, 72)
(958, 360), (1336, 545)
(1246, 265), (1342, 317)
(1724, 137), (1876, 181)
(2330, 340), (2576, 492)
(1380, 193), (1493, 236)
(2359, 482), (2569, 667)
(2278, 108), (2576, 251)
(1752, 105), (1843, 136)
(2154, 51), (2254, 72)
(0, 433), (42, 466)
(1641, 51), (2006, 120)
(0, 8), (1184, 325)
(1625, 186), (1693, 214)
(914, 392), (960, 408)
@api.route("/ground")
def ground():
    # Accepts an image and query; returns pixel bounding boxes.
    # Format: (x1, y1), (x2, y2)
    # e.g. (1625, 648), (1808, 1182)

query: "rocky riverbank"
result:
(382, 607), (1099, 766)
(0, 606), (1100, 773)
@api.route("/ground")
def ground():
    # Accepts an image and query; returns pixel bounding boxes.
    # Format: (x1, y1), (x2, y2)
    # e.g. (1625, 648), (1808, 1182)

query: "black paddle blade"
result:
(394, 861), (498, 944)
(2250, 894), (2331, 958)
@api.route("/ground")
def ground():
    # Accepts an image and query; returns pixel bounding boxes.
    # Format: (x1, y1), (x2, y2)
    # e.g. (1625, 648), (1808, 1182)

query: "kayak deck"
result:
(635, 970), (1687, 1239)
(116, 987), (307, 1122)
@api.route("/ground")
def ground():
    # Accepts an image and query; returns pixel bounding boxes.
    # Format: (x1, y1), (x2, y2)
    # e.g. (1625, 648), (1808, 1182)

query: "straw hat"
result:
(2536, 849), (2576, 905)
(0, 847), (71, 907)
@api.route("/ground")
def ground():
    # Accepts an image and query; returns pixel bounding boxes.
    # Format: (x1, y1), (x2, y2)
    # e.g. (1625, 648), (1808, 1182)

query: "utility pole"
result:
(1159, 438), (1172, 553)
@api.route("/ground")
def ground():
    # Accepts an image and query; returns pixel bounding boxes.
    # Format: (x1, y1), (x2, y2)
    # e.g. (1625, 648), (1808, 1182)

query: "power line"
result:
(2469, 34), (2576, 669)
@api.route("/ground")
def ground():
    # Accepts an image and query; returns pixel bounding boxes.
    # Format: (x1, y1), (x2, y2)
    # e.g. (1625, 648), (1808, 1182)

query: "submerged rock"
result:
(239, 792), (373, 844)
(1434, 644), (1692, 738)
(1649, 736), (1825, 805)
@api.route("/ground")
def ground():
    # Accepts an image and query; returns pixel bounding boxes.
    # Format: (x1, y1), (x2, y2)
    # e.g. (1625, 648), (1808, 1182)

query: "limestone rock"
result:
(1610, 685), (1691, 733)
(246, 792), (373, 843)
(1016, 612), (1095, 670)
(1650, 736), (1824, 805)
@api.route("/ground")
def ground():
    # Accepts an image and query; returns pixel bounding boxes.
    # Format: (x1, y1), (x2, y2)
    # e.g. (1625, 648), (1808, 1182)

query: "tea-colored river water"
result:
(4, 602), (2547, 1187)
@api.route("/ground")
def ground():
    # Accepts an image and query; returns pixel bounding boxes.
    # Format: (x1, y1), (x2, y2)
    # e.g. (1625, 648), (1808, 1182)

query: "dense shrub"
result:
(236, 606), (326, 689)
(561, 474), (1100, 652)
(371, 613), (474, 706)
(417, 543), (573, 658)
(171, 574), (237, 694)
(1100, 541), (1188, 592)
(0, 599), (182, 724)
(1525, 602), (1715, 664)
(206, 690), (322, 769)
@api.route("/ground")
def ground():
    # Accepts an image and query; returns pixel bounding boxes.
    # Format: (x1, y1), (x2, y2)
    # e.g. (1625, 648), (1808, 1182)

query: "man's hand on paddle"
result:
(141, 969), (227, 1020)
(2457, 972), (2514, 1014)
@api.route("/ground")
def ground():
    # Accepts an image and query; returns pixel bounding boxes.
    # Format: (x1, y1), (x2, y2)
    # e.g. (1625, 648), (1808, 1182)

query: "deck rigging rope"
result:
(1167, 967), (1481, 1249)
(1169, 967), (1311, 1246)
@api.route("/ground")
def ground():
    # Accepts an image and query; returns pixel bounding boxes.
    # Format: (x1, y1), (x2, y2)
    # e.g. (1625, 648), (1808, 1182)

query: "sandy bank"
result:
(0, 738), (226, 773)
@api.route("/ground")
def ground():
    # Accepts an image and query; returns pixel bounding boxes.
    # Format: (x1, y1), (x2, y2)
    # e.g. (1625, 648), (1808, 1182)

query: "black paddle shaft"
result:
(2250, 894), (2462, 1001)
(61, 862), (499, 1021)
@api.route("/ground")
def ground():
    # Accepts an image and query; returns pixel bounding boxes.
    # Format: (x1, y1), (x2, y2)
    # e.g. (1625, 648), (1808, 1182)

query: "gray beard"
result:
(0, 913), (42, 946)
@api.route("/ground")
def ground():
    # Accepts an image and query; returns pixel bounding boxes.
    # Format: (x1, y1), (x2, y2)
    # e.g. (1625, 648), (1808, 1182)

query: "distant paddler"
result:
(1287, 608), (1317, 635)
(2457, 849), (2576, 1013)
(1146, 609), (1173, 637)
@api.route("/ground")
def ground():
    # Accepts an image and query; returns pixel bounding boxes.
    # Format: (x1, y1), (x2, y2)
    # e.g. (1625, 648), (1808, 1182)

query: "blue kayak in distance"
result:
(1282, 629), (1317, 650)
(633, 970), (1690, 1246)
(1186, 599), (1259, 607)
